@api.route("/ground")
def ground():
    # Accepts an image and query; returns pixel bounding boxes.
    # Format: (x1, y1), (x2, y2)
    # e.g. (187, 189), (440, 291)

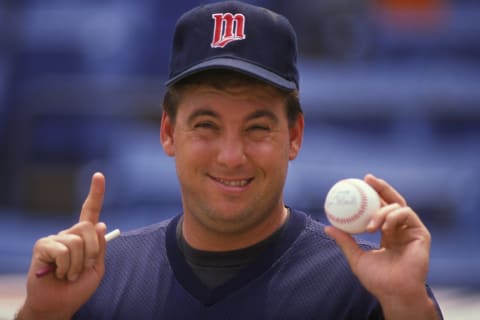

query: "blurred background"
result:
(1, 0), (479, 318)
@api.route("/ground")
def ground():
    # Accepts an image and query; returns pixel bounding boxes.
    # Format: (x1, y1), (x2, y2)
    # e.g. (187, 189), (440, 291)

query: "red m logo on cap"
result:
(211, 13), (246, 48)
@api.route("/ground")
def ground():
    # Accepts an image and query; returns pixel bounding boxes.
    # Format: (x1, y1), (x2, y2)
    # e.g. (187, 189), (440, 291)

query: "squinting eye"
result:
(195, 122), (217, 129)
(248, 125), (270, 131)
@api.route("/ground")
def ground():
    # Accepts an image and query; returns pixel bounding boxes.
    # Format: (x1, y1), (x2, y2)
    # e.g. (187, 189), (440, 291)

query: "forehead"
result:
(173, 69), (289, 99)
(177, 84), (287, 117)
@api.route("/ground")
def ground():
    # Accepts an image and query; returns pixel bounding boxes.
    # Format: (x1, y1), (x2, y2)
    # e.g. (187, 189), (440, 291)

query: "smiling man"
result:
(17, 1), (443, 319)
(161, 72), (302, 251)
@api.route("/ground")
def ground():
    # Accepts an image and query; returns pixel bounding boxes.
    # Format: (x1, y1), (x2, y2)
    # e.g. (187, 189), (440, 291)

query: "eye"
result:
(194, 121), (218, 130)
(246, 124), (272, 140)
(248, 124), (270, 131)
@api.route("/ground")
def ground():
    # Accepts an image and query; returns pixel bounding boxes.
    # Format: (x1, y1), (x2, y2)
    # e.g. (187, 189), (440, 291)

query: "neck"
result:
(182, 206), (289, 252)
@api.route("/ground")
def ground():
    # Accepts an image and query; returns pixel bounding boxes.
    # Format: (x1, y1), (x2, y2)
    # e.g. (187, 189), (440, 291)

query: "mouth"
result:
(209, 175), (253, 188)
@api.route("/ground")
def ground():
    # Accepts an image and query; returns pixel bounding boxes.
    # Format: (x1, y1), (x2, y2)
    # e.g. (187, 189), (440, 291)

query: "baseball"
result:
(324, 178), (381, 234)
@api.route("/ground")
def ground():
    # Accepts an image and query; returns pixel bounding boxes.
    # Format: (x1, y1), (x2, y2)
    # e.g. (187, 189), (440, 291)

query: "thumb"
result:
(325, 226), (364, 271)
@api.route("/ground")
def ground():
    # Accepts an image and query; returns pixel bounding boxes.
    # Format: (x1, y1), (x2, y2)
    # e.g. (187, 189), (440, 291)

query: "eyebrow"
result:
(187, 109), (220, 125)
(245, 109), (279, 124)
(186, 108), (279, 124)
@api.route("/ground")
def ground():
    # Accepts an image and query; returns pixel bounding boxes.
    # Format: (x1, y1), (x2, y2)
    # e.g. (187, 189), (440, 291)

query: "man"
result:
(17, 1), (443, 319)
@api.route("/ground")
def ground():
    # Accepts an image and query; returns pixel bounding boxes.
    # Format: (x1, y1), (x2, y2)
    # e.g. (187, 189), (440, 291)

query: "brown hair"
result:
(162, 69), (302, 127)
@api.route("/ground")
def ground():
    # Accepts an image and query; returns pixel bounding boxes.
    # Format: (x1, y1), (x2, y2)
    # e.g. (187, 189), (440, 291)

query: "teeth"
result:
(216, 178), (249, 187)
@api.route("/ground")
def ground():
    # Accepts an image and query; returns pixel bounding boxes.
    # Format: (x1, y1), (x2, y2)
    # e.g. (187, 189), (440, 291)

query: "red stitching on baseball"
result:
(325, 180), (368, 225)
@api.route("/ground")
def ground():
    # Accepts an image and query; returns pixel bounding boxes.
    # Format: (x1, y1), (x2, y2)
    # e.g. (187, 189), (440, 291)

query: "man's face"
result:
(161, 84), (303, 237)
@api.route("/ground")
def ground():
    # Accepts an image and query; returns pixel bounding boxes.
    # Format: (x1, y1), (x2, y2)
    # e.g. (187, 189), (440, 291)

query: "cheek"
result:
(255, 132), (291, 154)
(245, 138), (291, 167)
(175, 134), (214, 164)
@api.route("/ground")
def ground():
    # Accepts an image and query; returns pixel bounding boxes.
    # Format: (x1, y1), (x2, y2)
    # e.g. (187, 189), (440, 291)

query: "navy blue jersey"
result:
(74, 209), (439, 319)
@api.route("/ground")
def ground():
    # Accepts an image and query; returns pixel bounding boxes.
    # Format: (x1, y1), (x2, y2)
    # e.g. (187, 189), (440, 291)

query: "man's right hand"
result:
(17, 172), (108, 320)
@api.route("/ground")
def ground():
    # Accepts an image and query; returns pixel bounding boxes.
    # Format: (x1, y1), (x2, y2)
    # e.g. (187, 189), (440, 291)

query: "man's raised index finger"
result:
(79, 172), (105, 223)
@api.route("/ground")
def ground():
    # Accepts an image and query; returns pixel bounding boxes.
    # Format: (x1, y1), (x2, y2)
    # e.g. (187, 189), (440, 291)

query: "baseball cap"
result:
(165, 1), (299, 90)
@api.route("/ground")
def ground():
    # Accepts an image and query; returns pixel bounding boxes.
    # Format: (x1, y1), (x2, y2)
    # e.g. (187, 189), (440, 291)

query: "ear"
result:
(288, 114), (304, 160)
(160, 111), (175, 157)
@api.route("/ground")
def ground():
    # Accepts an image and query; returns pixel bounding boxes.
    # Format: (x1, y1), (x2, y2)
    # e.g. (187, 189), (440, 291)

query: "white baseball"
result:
(324, 178), (381, 234)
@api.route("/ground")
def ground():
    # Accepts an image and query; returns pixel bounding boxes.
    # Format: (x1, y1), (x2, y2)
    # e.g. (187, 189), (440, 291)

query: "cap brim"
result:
(165, 57), (297, 90)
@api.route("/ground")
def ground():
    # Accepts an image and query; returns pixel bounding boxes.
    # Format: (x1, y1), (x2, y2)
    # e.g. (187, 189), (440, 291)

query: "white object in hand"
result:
(105, 228), (121, 242)
(324, 178), (380, 234)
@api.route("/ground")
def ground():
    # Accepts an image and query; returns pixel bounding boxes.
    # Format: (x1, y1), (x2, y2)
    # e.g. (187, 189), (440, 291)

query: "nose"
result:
(216, 133), (247, 168)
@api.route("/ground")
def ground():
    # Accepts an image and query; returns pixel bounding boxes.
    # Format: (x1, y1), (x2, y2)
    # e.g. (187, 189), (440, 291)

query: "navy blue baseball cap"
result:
(165, 1), (299, 90)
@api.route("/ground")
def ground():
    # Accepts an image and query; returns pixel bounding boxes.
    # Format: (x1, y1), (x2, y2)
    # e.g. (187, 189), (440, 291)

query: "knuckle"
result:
(76, 220), (95, 231)
(33, 236), (50, 250)
(69, 234), (84, 247)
